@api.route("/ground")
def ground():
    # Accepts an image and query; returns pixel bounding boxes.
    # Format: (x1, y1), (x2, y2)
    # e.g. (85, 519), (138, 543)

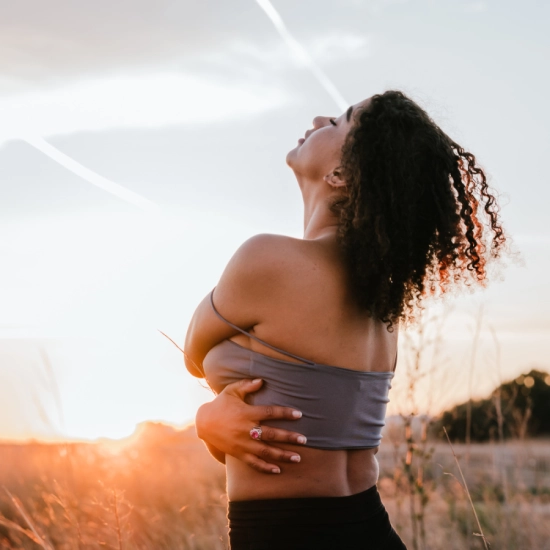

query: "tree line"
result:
(432, 369), (550, 442)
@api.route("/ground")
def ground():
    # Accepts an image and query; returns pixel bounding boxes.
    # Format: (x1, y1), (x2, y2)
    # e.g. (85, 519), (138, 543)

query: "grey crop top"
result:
(202, 287), (396, 450)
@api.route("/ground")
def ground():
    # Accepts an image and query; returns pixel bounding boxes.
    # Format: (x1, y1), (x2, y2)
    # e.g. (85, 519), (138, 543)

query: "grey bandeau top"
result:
(202, 287), (395, 450)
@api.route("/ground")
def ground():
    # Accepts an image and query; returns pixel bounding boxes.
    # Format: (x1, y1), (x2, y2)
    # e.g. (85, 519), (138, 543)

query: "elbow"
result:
(185, 356), (205, 378)
(195, 402), (210, 441)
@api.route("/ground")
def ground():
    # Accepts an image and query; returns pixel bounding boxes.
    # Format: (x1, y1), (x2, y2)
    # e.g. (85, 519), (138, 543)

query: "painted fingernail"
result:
(292, 411), (302, 418)
(297, 436), (307, 444)
(290, 455), (301, 463)
(272, 468), (281, 474)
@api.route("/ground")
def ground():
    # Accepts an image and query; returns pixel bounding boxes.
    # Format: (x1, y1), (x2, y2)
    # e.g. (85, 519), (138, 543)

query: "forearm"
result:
(196, 402), (226, 464)
(194, 379), (306, 474)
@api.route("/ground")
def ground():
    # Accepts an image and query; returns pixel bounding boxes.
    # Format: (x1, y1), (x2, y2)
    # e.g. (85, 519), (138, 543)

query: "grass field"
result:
(1, 423), (549, 549)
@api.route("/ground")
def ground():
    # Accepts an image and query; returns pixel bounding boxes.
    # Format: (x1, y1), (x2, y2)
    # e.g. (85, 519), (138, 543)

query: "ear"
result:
(323, 169), (347, 189)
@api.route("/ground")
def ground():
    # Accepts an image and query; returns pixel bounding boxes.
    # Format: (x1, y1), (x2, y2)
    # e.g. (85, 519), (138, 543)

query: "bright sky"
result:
(1, 0), (549, 441)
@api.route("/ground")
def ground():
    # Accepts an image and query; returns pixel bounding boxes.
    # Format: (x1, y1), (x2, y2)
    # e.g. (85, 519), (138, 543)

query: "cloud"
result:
(0, 0), (372, 97)
(181, 27), (371, 79)
(182, 30), (371, 104)
(0, 0), (264, 96)
(0, 71), (290, 146)
(308, 32), (372, 63)
(0, 0), (372, 145)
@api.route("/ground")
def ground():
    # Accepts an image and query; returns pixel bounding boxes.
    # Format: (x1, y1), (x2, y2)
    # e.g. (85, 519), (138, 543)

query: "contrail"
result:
(22, 134), (160, 213)
(11, 2), (346, 211)
(254, 0), (349, 113)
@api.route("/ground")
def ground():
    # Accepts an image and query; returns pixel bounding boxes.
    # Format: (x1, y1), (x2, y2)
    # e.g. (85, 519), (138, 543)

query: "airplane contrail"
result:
(12, 2), (345, 211)
(254, 0), (349, 113)
(23, 134), (161, 213)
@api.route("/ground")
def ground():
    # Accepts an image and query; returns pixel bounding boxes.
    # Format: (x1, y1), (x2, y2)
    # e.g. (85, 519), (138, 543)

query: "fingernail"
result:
(292, 411), (302, 418)
(297, 436), (307, 444)
(253, 379), (262, 383)
(290, 455), (301, 463)
(272, 468), (281, 474)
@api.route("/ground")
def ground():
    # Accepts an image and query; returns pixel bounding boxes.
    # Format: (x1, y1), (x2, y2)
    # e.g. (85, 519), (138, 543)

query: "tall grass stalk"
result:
(113, 489), (124, 550)
(466, 305), (484, 460)
(443, 428), (490, 550)
(2, 487), (54, 550)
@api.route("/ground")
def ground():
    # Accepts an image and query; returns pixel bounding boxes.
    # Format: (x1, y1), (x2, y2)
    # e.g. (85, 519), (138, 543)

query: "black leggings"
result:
(228, 485), (407, 550)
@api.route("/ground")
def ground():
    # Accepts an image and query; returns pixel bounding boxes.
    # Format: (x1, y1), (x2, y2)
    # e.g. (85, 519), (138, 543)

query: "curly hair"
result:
(330, 90), (506, 329)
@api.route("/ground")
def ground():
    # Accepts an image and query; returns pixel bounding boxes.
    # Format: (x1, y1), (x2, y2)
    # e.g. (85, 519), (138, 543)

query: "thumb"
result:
(223, 378), (263, 400)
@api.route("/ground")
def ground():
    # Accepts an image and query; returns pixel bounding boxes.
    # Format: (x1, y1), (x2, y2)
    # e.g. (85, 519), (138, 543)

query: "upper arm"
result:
(184, 234), (290, 377)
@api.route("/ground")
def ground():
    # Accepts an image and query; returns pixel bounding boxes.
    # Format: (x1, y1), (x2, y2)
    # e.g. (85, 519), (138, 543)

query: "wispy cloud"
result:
(199, 29), (371, 79)
(0, 0), (263, 95)
(0, 71), (290, 147)
(0, 69), (289, 210)
(308, 32), (372, 63)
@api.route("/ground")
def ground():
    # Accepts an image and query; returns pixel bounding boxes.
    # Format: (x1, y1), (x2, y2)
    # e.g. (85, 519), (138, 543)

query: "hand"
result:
(195, 378), (307, 474)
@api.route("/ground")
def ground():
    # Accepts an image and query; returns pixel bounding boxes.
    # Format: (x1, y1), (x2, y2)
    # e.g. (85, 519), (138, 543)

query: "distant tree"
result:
(432, 369), (550, 442)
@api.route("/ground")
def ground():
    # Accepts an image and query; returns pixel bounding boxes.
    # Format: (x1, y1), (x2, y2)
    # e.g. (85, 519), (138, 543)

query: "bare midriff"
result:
(226, 445), (379, 501)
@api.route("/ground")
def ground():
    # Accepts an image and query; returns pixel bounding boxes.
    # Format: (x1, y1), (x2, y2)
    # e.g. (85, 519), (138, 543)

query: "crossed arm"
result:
(184, 234), (307, 473)
(195, 378), (307, 473)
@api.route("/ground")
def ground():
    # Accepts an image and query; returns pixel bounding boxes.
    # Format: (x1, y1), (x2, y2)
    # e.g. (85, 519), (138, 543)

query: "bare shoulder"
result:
(235, 233), (303, 257)
(216, 233), (326, 316)
(213, 234), (306, 311)
(230, 233), (311, 278)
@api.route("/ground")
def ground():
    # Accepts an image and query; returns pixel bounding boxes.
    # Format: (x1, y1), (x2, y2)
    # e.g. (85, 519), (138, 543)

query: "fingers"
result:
(255, 440), (303, 464)
(243, 441), (304, 473)
(259, 426), (307, 446)
(222, 378), (264, 400)
(243, 453), (281, 474)
(221, 381), (304, 425)
(252, 404), (303, 422)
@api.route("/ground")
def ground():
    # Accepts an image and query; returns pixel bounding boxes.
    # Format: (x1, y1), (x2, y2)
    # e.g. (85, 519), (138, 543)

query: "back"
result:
(218, 235), (399, 501)
(226, 235), (398, 374)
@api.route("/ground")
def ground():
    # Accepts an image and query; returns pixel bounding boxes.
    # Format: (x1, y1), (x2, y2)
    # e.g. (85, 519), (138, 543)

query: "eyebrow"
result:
(346, 106), (353, 122)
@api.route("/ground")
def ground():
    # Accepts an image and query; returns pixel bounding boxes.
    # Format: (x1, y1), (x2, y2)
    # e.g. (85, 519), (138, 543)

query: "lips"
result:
(298, 138), (305, 145)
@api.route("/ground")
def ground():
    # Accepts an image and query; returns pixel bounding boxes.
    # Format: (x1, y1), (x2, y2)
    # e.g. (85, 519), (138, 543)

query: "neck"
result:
(297, 174), (341, 241)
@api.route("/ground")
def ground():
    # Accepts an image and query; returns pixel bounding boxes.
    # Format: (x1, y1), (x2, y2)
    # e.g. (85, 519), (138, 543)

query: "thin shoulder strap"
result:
(209, 287), (315, 365)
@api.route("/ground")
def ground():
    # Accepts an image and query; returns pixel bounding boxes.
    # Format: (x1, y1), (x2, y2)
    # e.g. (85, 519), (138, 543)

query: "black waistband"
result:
(228, 485), (384, 526)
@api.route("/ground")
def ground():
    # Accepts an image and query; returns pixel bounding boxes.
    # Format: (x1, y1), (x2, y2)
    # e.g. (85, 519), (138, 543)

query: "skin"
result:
(187, 96), (399, 501)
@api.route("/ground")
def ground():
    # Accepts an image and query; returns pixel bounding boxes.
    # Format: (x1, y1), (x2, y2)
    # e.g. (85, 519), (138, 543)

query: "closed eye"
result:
(330, 118), (337, 126)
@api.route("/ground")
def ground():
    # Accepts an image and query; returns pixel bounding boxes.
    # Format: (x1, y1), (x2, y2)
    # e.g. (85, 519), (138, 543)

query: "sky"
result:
(1, 0), (549, 441)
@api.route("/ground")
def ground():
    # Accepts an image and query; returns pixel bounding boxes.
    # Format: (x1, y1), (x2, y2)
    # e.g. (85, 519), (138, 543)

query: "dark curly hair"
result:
(330, 90), (506, 329)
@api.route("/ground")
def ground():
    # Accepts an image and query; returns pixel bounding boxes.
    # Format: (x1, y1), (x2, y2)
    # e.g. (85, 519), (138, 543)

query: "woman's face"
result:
(286, 97), (371, 181)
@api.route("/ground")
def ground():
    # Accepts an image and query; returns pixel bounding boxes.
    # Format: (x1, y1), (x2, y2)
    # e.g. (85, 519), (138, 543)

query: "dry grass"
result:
(1, 424), (549, 549)
(377, 437), (550, 549)
(0, 425), (228, 549)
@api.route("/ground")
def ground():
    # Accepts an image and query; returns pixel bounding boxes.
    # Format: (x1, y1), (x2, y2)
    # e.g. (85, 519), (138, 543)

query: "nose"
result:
(312, 115), (331, 129)
(304, 116), (331, 141)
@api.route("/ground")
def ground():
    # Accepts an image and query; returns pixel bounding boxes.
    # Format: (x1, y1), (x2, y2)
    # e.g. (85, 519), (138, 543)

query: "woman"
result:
(181, 91), (506, 549)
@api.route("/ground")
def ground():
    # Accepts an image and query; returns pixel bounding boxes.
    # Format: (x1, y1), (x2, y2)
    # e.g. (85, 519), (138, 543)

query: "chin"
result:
(285, 147), (297, 167)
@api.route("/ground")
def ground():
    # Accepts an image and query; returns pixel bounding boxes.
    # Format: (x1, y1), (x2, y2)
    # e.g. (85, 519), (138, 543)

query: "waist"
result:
(226, 446), (379, 501)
